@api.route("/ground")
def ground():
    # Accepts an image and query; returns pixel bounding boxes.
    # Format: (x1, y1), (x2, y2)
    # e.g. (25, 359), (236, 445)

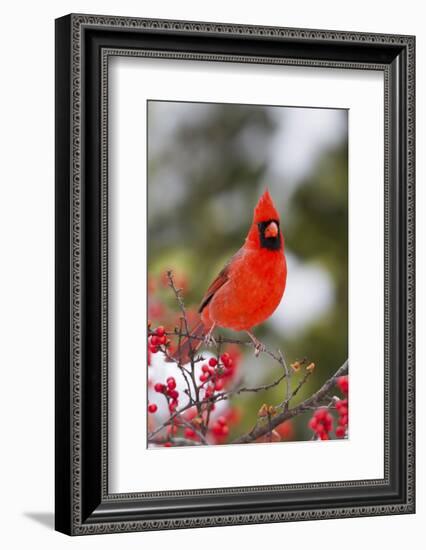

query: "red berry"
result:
(214, 379), (224, 392)
(314, 408), (327, 421)
(164, 442), (172, 447)
(336, 426), (346, 438)
(308, 417), (318, 430)
(149, 345), (159, 354)
(325, 420), (333, 433)
(337, 376), (349, 395)
(166, 377), (176, 390)
(154, 382), (165, 393)
(201, 364), (210, 373)
(217, 416), (227, 426)
(220, 353), (230, 365)
(224, 359), (233, 369)
(339, 406), (348, 417)
(148, 403), (157, 413)
(168, 389), (179, 400)
(199, 373), (208, 382)
(209, 357), (218, 367)
(276, 420), (294, 440)
(156, 325), (165, 337)
(212, 422), (223, 436)
(324, 414), (333, 431)
(184, 428), (197, 439)
(150, 335), (159, 346)
(320, 432), (329, 441)
(315, 423), (325, 434)
(339, 414), (348, 426)
(212, 422), (229, 437)
(157, 335), (167, 345)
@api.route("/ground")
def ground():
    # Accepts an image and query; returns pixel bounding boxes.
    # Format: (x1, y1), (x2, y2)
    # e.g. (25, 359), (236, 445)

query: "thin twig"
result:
(153, 328), (290, 367)
(207, 370), (288, 405)
(178, 416), (209, 445)
(289, 369), (312, 401)
(166, 270), (202, 416)
(278, 348), (292, 409)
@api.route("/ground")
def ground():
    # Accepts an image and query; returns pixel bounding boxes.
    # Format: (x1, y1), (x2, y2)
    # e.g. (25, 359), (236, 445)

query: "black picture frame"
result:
(55, 13), (415, 535)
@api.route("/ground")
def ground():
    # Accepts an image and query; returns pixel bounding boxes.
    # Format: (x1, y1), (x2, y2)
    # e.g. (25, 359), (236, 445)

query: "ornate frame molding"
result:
(55, 14), (415, 535)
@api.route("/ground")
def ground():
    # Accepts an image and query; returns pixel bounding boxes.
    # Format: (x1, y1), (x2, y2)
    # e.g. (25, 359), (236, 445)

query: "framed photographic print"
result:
(55, 14), (415, 535)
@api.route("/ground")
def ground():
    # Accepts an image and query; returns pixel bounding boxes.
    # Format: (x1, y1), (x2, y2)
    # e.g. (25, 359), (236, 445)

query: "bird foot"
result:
(204, 334), (217, 347)
(253, 342), (266, 357)
(246, 331), (266, 357)
(203, 324), (217, 347)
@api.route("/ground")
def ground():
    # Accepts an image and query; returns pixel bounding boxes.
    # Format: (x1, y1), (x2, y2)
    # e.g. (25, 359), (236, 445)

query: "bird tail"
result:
(167, 322), (205, 364)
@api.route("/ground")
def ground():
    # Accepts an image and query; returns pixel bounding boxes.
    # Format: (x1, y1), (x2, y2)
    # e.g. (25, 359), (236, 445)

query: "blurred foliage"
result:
(148, 101), (348, 442)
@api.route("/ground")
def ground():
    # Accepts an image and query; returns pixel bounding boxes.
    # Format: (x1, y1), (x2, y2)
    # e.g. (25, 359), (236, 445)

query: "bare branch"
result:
(151, 327), (291, 367)
(232, 360), (348, 444)
(166, 269), (202, 415)
(207, 370), (288, 405)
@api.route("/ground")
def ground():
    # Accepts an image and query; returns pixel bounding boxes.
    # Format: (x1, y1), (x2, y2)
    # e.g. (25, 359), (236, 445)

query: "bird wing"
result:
(198, 249), (243, 314)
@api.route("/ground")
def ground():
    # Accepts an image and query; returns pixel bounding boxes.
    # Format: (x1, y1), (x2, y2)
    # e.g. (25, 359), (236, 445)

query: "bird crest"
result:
(253, 189), (280, 223)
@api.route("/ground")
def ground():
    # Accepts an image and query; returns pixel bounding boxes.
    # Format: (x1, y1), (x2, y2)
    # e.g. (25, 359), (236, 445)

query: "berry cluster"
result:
(148, 325), (168, 354)
(211, 416), (229, 442)
(335, 399), (348, 438)
(336, 375), (349, 395)
(334, 375), (349, 438)
(308, 375), (349, 440)
(211, 407), (243, 444)
(199, 352), (235, 398)
(154, 376), (180, 412)
(308, 408), (334, 440)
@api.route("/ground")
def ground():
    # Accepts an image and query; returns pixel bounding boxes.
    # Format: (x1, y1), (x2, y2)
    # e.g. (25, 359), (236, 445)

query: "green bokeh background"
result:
(147, 100), (348, 441)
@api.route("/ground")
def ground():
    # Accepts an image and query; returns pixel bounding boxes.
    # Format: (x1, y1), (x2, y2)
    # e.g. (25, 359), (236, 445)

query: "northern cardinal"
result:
(175, 189), (287, 363)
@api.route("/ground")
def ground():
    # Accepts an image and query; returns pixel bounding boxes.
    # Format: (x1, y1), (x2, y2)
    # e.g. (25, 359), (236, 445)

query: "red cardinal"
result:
(176, 189), (287, 362)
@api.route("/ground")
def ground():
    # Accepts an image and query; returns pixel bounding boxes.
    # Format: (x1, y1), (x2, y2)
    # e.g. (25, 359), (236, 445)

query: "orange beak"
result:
(264, 221), (279, 239)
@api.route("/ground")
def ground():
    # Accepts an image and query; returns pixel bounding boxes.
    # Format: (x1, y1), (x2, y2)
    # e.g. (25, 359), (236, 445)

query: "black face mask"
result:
(257, 220), (281, 251)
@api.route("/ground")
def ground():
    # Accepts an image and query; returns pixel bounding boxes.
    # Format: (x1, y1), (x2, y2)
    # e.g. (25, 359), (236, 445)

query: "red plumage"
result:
(176, 189), (287, 362)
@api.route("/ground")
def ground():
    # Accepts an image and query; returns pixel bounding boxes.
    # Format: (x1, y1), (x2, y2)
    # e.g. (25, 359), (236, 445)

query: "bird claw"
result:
(204, 335), (217, 347)
(246, 331), (265, 357)
(203, 329), (217, 347)
(254, 342), (266, 357)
